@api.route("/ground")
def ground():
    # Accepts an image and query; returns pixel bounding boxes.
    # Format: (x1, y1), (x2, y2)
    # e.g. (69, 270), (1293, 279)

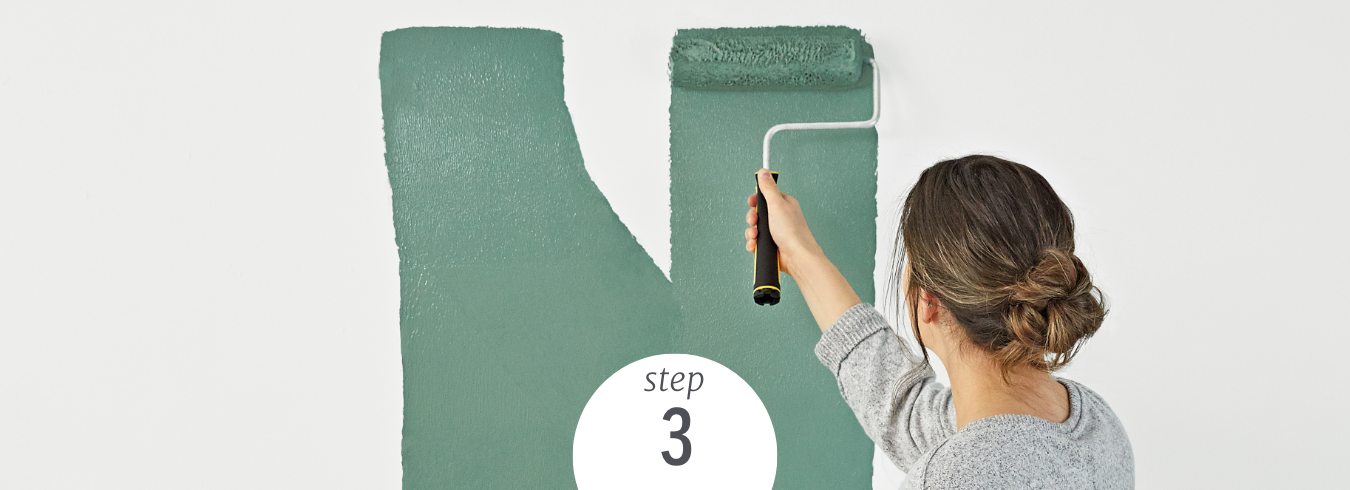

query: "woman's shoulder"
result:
(912, 378), (1133, 489)
(1055, 377), (1132, 449)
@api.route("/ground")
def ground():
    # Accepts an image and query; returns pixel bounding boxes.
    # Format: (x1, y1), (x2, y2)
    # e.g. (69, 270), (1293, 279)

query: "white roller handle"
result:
(762, 58), (880, 170)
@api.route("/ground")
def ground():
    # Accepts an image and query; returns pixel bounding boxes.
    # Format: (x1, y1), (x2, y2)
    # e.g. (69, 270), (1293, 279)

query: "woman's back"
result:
(916, 379), (1131, 489)
(815, 304), (1133, 489)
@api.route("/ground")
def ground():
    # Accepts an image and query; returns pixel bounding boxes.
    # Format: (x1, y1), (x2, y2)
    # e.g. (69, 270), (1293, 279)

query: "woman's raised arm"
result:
(745, 169), (863, 332)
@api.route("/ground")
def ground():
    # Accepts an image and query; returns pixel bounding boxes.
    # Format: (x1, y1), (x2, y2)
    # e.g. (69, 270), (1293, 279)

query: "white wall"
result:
(2, 1), (1346, 488)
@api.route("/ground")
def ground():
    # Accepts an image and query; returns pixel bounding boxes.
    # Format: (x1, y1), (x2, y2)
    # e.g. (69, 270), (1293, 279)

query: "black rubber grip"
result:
(753, 172), (781, 306)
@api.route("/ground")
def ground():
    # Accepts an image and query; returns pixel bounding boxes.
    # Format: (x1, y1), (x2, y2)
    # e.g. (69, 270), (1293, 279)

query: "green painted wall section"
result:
(381, 26), (877, 490)
(380, 27), (678, 489)
(669, 54), (878, 489)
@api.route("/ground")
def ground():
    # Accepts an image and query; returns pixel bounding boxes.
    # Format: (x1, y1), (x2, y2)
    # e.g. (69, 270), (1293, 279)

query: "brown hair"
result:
(887, 155), (1106, 379)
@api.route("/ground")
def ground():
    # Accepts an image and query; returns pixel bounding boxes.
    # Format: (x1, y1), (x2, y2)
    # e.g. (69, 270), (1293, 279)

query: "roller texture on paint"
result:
(380, 27), (677, 490)
(381, 25), (878, 490)
(670, 26), (868, 90)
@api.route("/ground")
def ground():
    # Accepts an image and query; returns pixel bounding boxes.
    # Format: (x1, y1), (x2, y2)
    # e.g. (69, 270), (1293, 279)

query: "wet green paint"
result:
(381, 26), (877, 490)
(380, 27), (678, 490)
(670, 26), (868, 90)
(669, 40), (879, 488)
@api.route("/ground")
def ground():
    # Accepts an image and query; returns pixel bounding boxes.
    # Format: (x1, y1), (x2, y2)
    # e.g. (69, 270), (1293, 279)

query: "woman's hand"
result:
(743, 169), (861, 332)
(744, 169), (825, 279)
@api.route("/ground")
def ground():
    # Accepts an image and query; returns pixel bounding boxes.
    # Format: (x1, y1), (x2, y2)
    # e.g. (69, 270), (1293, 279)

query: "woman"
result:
(745, 155), (1133, 489)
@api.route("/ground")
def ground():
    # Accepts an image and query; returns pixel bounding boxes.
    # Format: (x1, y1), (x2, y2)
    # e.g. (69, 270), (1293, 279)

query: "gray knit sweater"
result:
(814, 303), (1134, 489)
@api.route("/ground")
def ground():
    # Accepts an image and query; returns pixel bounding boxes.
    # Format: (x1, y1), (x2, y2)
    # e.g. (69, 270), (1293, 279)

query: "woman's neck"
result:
(942, 348), (1070, 431)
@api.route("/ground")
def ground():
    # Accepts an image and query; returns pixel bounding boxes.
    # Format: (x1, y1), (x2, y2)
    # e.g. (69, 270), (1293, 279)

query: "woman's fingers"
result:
(746, 193), (760, 252)
(756, 170), (781, 202)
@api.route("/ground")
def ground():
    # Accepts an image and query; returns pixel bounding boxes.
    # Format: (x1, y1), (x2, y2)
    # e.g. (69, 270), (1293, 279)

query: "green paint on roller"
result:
(670, 26), (869, 90)
(669, 26), (879, 489)
(380, 27), (677, 490)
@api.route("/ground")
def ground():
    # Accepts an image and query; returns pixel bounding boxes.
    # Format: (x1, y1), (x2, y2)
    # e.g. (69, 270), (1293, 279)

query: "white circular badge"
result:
(573, 353), (776, 490)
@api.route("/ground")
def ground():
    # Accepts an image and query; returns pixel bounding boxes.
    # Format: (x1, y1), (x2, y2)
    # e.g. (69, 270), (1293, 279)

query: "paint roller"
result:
(668, 27), (880, 306)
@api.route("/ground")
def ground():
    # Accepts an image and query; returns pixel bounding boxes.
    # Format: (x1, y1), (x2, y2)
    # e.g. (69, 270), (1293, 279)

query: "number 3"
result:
(662, 407), (691, 466)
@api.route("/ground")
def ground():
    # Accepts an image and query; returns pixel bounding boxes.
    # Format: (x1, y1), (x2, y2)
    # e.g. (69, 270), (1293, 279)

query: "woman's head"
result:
(892, 155), (1105, 377)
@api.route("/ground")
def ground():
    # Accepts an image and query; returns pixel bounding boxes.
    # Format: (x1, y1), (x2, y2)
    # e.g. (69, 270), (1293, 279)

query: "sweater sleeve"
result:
(814, 303), (957, 473)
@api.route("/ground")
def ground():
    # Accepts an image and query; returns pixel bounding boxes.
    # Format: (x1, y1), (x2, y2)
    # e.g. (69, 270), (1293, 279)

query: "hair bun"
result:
(1006, 249), (1090, 305)
(1000, 249), (1106, 370)
(896, 155), (1108, 377)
